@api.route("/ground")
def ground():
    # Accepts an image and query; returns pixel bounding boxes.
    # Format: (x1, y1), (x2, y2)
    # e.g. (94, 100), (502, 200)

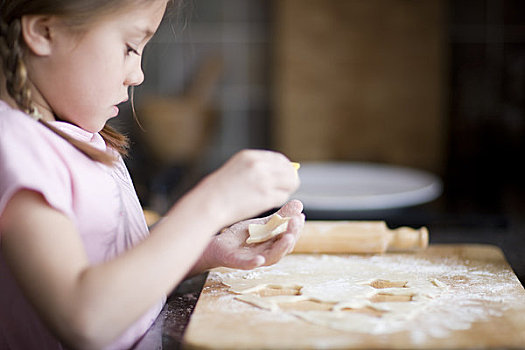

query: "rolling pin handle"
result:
(387, 226), (429, 252)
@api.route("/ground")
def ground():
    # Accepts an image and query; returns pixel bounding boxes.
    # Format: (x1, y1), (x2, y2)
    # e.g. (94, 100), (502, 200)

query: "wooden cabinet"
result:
(273, 0), (447, 174)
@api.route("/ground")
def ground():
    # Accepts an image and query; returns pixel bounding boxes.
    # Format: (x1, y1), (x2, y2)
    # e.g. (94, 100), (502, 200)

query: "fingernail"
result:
(255, 255), (265, 266)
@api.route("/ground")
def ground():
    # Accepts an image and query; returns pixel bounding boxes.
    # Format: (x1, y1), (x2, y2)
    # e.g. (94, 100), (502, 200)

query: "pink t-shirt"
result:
(0, 101), (165, 349)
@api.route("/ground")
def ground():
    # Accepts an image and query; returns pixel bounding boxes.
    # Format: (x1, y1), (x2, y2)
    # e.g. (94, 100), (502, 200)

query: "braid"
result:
(0, 18), (35, 116)
(0, 17), (118, 165)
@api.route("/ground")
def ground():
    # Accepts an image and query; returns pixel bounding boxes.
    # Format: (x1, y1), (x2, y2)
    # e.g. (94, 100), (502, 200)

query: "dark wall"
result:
(446, 0), (525, 215)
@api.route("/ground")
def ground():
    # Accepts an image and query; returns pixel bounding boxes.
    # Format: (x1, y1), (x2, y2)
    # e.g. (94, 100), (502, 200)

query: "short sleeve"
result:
(0, 111), (74, 225)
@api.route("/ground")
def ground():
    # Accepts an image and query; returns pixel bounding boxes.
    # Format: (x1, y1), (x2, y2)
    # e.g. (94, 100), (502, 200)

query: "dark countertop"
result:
(133, 273), (207, 350)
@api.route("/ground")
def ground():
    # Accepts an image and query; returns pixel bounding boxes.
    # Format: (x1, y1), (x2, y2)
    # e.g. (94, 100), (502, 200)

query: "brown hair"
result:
(0, 0), (171, 165)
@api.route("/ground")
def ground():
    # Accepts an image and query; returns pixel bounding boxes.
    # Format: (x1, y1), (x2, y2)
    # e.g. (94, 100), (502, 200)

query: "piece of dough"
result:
(291, 162), (300, 178)
(210, 253), (513, 339)
(246, 214), (290, 244)
(291, 162), (300, 171)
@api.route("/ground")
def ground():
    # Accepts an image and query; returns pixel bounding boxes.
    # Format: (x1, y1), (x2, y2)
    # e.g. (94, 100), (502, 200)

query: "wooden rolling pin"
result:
(292, 221), (428, 254)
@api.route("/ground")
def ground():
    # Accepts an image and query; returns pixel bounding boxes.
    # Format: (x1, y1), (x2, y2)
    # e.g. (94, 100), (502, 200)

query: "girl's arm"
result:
(0, 150), (299, 350)
(1, 187), (221, 349)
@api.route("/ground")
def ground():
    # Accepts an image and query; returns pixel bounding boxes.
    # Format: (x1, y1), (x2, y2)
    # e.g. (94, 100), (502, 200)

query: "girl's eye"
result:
(126, 45), (140, 56)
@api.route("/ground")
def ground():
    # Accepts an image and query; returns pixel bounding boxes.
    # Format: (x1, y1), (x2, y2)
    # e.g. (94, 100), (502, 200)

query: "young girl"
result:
(0, 1), (304, 349)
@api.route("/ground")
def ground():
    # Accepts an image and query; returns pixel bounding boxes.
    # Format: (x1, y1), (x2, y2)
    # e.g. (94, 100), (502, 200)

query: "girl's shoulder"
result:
(0, 101), (76, 218)
(0, 101), (60, 149)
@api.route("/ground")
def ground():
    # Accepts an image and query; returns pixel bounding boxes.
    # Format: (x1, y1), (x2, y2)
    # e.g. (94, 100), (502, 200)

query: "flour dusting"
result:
(209, 252), (524, 344)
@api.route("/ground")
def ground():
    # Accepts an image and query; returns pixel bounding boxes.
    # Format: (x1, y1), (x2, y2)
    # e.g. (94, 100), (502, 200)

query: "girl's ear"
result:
(20, 15), (55, 56)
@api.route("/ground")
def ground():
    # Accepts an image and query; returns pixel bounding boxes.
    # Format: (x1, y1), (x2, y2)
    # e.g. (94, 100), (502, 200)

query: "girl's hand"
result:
(195, 200), (305, 272)
(197, 150), (300, 228)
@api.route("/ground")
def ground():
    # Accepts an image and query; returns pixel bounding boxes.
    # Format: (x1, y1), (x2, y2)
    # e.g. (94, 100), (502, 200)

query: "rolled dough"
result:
(211, 253), (514, 339)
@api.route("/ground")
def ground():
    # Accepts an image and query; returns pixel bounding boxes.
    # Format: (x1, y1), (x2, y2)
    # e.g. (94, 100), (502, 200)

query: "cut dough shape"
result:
(246, 214), (290, 244)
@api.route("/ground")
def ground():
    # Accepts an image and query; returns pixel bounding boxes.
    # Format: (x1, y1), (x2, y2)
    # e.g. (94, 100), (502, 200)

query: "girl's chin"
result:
(84, 118), (112, 134)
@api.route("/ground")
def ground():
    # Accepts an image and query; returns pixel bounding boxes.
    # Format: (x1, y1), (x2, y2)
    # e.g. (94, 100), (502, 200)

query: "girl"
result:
(0, 1), (304, 349)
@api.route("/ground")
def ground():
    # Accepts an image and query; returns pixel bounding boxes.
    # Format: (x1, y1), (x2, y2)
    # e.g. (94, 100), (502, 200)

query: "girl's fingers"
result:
(252, 255), (266, 268)
(237, 255), (265, 270)
(258, 212), (304, 264)
(286, 213), (305, 239)
(287, 213), (305, 234)
(217, 202), (305, 270)
(276, 199), (303, 218)
(221, 249), (265, 270)
(261, 233), (294, 266)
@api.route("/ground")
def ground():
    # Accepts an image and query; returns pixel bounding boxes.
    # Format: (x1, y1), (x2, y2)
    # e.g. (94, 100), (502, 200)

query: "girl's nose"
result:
(125, 60), (145, 86)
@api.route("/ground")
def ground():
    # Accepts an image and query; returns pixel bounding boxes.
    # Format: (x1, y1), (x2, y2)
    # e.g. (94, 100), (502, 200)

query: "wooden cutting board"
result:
(183, 244), (525, 349)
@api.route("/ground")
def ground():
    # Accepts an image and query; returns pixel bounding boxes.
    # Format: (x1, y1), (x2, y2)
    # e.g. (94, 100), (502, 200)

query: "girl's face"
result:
(27, 1), (167, 132)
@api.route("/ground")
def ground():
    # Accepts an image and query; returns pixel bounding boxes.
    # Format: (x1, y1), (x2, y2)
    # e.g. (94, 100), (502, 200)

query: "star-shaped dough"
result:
(246, 214), (291, 244)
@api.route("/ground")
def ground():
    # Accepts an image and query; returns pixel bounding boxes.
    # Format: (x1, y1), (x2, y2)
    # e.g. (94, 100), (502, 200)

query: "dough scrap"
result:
(246, 214), (290, 244)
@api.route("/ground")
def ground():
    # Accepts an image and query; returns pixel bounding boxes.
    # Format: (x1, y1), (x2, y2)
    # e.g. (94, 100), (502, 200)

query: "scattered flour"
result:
(208, 252), (523, 344)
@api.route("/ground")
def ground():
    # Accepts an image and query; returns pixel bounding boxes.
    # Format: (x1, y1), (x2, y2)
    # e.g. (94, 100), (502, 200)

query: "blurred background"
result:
(111, 0), (525, 281)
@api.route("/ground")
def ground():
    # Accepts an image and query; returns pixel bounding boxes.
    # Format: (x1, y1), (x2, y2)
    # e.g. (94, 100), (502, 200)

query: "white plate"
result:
(293, 162), (443, 211)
